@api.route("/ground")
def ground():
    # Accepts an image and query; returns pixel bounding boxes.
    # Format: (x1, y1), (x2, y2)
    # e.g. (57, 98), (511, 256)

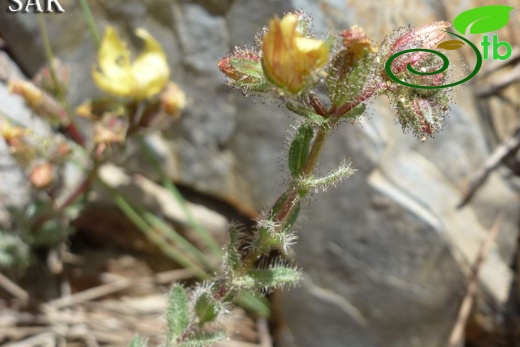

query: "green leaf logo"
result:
(436, 39), (465, 50)
(453, 5), (514, 35)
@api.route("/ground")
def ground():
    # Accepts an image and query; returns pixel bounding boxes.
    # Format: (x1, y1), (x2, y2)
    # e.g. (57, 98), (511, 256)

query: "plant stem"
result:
(239, 115), (333, 272)
(38, 14), (59, 92)
(301, 126), (328, 177)
(57, 161), (99, 210)
(78, 0), (101, 49)
(38, 13), (86, 147)
(210, 83), (385, 313)
(333, 83), (384, 117)
(241, 86), (380, 268)
(139, 136), (222, 255)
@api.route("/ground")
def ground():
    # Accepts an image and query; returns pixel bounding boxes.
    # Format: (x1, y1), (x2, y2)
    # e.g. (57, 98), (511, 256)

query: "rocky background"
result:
(1, 0), (520, 347)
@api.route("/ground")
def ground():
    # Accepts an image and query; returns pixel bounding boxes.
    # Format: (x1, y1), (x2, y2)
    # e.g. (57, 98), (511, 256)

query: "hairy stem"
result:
(57, 161), (100, 210)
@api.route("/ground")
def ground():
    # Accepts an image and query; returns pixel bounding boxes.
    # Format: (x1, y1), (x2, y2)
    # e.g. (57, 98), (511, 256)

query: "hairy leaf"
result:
(234, 266), (301, 291)
(128, 335), (148, 347)
(286, 101), (327, 124)
(288, 124), (314, 177)
(195, 293), (218, 326)
(339, 103), (366, 119)
(167, 285), (189, 342)
(178, 331), (227, 347)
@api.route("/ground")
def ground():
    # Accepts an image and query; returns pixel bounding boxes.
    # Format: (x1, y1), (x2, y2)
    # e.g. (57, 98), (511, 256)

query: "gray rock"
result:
(0, 1), (519, 346)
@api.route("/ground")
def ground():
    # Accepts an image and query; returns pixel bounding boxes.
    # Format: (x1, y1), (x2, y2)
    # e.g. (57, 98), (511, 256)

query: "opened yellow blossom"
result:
(262, 13), (329, 94)
(93, 27), (170, 100)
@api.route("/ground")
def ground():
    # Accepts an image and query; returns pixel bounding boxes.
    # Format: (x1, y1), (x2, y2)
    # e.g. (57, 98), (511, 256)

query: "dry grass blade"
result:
(458, 127), (520, 208)
(0, 271), (29, 304)
(446, 212), (505, 347)
(257, 318), (273, 347)
(48, 268), (194, 309)
(4, 332), (56, 347)
(476, 63), (520, 97)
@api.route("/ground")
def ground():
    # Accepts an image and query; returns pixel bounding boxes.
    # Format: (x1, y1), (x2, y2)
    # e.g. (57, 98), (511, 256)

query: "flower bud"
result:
(383, 21), (450, 74)
(93, 115), (129, 145)
(261, 13), (329, 94)
(161, 82), (186, 119)
(0, 119), (34, 165)
(29, 162), (54, 189)
(390, 87), (450, 139)
(1, 119), (29, 145)
(327, 26), (377, 105)
(339, 25), (378, 61)
(8, 79), (71, 126)
(33, 58), (70, 96)
(218, 50), (269, 92)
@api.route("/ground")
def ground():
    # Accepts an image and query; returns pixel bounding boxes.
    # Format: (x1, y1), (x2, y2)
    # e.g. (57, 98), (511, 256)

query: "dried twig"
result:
(0, 271), (29, 304)
(458, 127), (520, 208)
(4, 332), (56, 347)
(446, 212), (505, 347)
(48, 268), (194, 309)
(476, 63), (520, 97)
(478, 47), (520, 79)
(257, 318), (273, 347)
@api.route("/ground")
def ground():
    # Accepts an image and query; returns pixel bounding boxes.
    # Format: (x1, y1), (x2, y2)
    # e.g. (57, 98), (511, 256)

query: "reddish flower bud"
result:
(8, 79), (71, 126)
(218, 50), (268, 91)
(390, 87), (450, 139)
(161, 82), (186, 120)
(339, 25), (377, 61)
(33, 58), (71, 96)
(383, 21), (450, 74)
(29, 162), (54, 189)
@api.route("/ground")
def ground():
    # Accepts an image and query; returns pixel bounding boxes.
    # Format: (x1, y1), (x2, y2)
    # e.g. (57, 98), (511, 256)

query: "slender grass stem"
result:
(78, 0), (101, 49)
(139, 136), (223, 255)
(38, 13), (86, 147)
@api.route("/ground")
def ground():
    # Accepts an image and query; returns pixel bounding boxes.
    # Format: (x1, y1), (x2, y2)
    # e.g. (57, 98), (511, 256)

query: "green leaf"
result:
(436, 40), (465, 50)
(298, 162), (355, 193)
(178, 331), (227, 347)
(288, 124), (314, 177)
(234, 266), (301, 291)
(195, 293), (218, 326)
(235, 291), (271, 318)
(269, 192), (289, 219)
(229, 58), (270, 91)
(285, 102), (327, 124)
(340, 103), (366, 119)
(128, 335), (148, 347)
(167, 285), (189, 342)
(0, 229), (30, 269)
(284, 202), (301, 230)
(224, 225), (241, 271)
(230, 58), (264, 79)
(453, 5), (514, 35)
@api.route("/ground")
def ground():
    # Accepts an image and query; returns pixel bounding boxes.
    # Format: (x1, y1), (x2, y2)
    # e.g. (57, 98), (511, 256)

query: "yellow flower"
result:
(261, 13), (329, 94)
(93, 27), (170, 100)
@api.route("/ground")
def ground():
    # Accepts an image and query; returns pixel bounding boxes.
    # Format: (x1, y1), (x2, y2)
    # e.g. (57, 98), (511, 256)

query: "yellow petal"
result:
(262, 13), (329, 94)
(131, 28), (170, 99)
(93, 27), (135, 97)
(97, 27), (131, 82)
(92, 27), (170, 99)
